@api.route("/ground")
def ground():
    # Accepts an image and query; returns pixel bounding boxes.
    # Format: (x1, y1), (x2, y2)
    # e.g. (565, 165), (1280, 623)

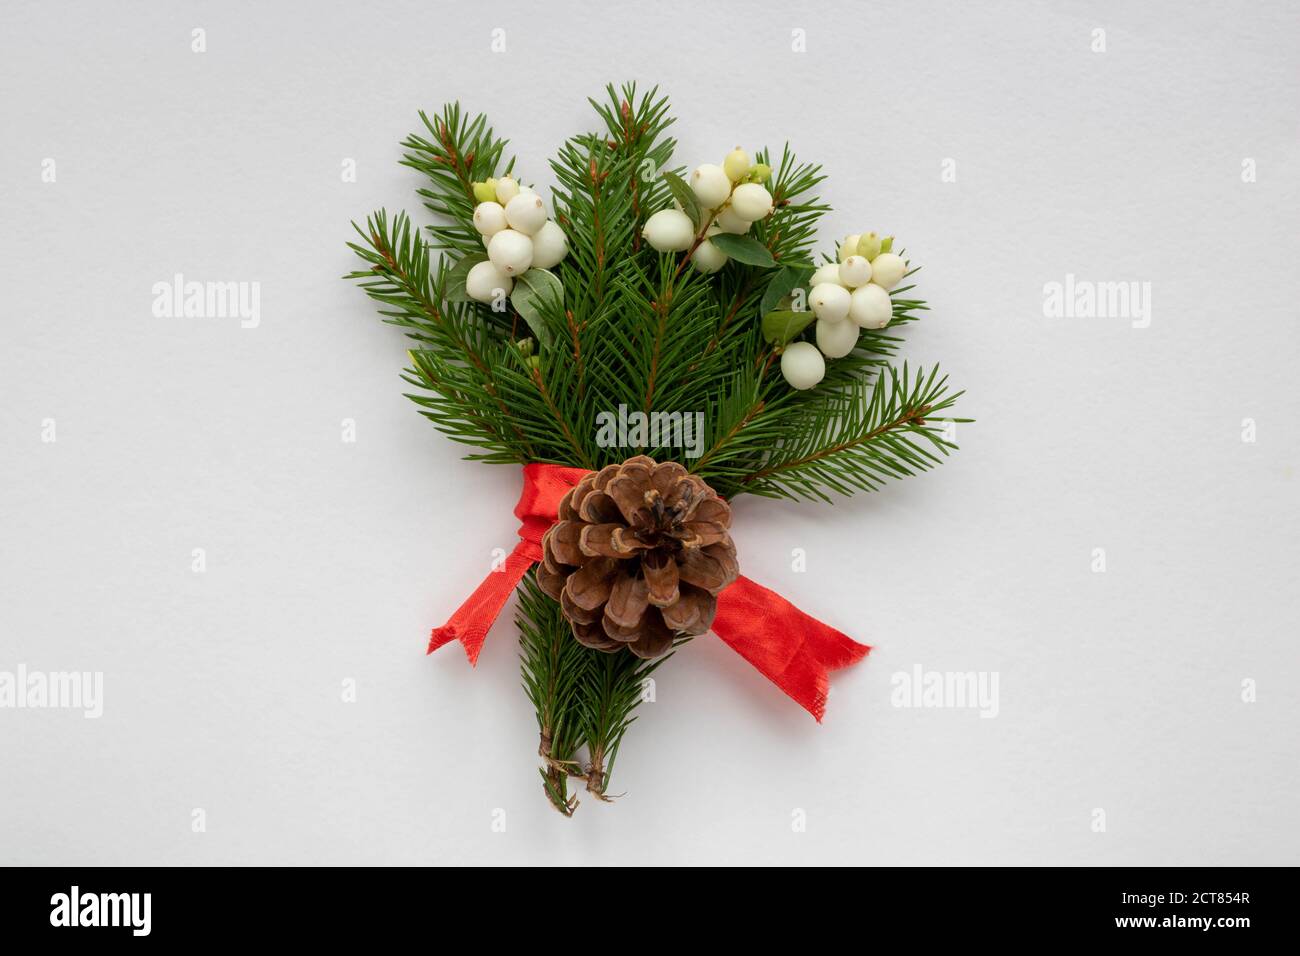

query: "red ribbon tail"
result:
(711, 575), (871, 722)
(428, 542), (538, 665)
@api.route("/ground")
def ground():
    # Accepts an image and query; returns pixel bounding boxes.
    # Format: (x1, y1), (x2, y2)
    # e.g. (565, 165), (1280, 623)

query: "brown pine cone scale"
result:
(538, 455), (739, 659)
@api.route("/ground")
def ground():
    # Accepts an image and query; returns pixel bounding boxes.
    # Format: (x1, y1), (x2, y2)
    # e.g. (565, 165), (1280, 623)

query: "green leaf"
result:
(759, 263), (814, 316)
(761, 309), (814, 345)
(511, 268), (563, 348)
(445, 252), (487, 302)
(710, 233), (776, 268)
(661, 171), (701, 227)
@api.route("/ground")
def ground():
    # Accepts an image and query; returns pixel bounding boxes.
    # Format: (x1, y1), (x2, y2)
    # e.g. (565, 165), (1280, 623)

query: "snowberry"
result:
(472, 180), (497, 204)
(691, 164), (733, 209)
(729, 183), (773, 221)
(723, 147), (751, 183)
(504, 193), (547, 236)
(868, 252), (906, 290)
(642, 208), (695, 252)
(809, 282), (851, 323)
(849, 283), (892, 329)
(816, 317), (860, 358)
(494, 176), (520, 205)
(838, 255), (872, 288)
(530, 220), (569, 270)
(472, 201), (508, 237)
(487, 229), (534, 275)
(780, 342), (825, 390)
(839, 235), (861, 262)
(713, 206), (750, 234)
(465, 260), (513, 303)
(856, 232), (882, 261)
(809, 263), (842, 288)
(691, 230), (729, 273)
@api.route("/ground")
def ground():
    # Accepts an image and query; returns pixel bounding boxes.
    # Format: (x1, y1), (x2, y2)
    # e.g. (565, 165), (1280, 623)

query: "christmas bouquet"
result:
(346, 84), (967, 815)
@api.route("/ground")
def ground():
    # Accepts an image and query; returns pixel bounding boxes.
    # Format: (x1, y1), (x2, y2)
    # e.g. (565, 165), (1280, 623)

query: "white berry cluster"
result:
(780, 232), (909, 390)
(465, 175), (569, 303)
(641, 148), (774, 272)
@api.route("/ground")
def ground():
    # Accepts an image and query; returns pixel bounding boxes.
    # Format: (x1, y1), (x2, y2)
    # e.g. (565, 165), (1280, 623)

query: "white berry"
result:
(839, 234), (861, 262)
(504, 193), (547, 236)
(780, 342), (825, 390)
(714, 206), (750, 234)
(472, 201), (508, 237)
(838, 255), (873, 289)
(723, 147), (751, 182)
(815, 317), (860, 358)
(642, 208), (695, 252)
(529, 220), (568, 270)
(691, 233), (729, 273)
(856, 232), (882, 261)
(869, 253), (906, 290)
(729, 183), (773, 221)
(487, 229), (534, 275)
(809, 282), (851, 323)
(494, 176), (520, 205)
(691, 164), (733, 209)
(809, 263), (842, 288)
(849, 283), (892, 329)
(465, 260), (513, 303)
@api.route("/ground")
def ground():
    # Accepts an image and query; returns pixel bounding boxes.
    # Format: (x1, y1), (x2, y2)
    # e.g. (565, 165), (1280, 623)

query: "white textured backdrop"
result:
(2, 0), (1297, 865)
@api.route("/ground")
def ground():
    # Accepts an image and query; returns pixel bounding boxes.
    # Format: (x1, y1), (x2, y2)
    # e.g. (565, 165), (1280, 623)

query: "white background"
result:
(2, 0), (1297, 865)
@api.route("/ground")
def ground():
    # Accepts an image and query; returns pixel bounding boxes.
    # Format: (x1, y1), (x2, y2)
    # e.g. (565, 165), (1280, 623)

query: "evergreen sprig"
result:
(738, 363), (968, 502)
(516, 570), (673, 812)
(346, 83), (968, 813)
(345, 210), (529, 462)
(401, 104), (515, 257)
(515, 573), (588, 815)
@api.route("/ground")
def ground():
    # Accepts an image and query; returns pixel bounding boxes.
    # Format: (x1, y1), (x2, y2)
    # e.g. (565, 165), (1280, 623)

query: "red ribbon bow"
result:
(429, 463), (870, 720)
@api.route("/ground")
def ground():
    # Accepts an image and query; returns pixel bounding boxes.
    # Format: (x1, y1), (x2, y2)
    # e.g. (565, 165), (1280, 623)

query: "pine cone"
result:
(537, 455), (739, 659)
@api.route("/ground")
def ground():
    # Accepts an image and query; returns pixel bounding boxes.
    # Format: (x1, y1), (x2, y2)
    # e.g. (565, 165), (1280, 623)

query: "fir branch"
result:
(527, 364), (596, 470)
(739, 363), (968, 502)
(517, 573), (589, 816)
(518, 571), (679, 808)
(401, 104), (514, 257)
(589, 83), (676, 253)
(698, 273), (759, 364)
(564, 308), (586, 398)
(752, 145), (829, 265)
(577, 641), (680, 800)
(345, 210), (535, 461)
(552, 84), (675, 317)
(599, 256), (739, 426)
(690, 391), (767, 477)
